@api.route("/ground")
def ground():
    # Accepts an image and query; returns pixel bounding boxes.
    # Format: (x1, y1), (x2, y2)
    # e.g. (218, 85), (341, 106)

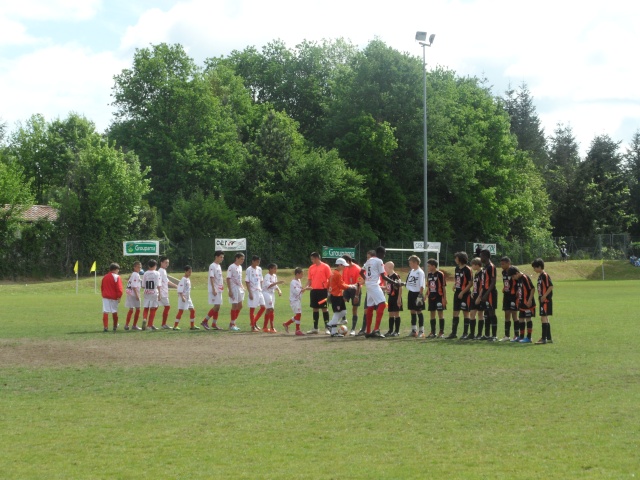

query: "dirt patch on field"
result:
(0, 331), (380, 368)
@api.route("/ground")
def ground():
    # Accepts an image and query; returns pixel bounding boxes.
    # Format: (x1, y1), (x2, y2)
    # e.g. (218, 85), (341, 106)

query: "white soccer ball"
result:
(338, 324), (349, 335)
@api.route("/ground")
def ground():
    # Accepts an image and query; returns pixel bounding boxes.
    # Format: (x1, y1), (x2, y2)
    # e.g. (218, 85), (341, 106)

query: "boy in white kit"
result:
(141, 259), (161, 331)
(158, 256), (178, 329)
(124, 261), (142, 330)
(361, 246), (400, 338)
(282, 267), (310, 336)
(262, 263), (284, 333)
(227, 252), (245, 331)
(246, 255), (266, 332)
(172, 265), (199, 330)
(202, 251), (224, 330)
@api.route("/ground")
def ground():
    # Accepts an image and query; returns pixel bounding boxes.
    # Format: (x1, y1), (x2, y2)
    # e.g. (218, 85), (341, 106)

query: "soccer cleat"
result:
(124, 325), (130, 331)
(546, 339), (554, 344)
(498, 336), (510, 342)
(173, 326), (181, 331)
(161, 324), (171, 330)
(295, 330), (305, 336)
(535, 338), (547, 345)
(200, 321), (210, 331)
(251, 326), (261, 332)
(307, 329), (319, 334)
(426, 332), (436, 339)
(190, 326), (200, 330)
(460, 334), (468, 340)
(389, 332), (400, 337)
(150, 325), (158, 331)
(371, 330), (385, 338)
(270, 328), (277, 333)
(445, 333), (457, 339)
(113, 327), (117, 332)
(132, 326), (142, 331)
(510, 336), (522, 342)
(474, 335), (483, 340)
(338, 318), (348, 325)
(211, 324), (222, 330)
(356, 329), (366, 336)
(487, 336), (498, 342)
(283, 323), (290, 333)
(229, 325), (241, 332)
(103, 328), (109, 332)
(408, 330), (418, 338)
(385, 330), (394, 337)
(437, 331), (445, 339)
(331, 333), (344, 337)
(325, 328), (331, 335)
(349, 330), (356, 336)
(519, 337), (532, 343)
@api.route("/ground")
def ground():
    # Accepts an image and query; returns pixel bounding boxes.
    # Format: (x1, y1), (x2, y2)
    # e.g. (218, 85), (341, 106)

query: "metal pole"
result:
(422, 44), (429, 265)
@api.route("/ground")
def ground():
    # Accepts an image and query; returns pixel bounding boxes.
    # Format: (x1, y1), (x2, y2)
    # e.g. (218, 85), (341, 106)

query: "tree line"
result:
(1, 40), (638, 277)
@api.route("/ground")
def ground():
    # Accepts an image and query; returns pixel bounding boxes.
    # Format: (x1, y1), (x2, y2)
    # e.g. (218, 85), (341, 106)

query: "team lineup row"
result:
(100, 247), (554, 344)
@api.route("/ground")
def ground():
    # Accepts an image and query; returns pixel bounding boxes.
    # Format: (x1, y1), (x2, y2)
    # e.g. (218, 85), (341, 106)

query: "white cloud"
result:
(0, 0), (101, 21)
(0, 17), (38, 46)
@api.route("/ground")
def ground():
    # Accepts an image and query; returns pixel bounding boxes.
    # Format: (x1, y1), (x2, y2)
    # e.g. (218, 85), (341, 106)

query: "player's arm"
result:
(168, 280), (178, 289)
(209, 274), (217, 296)
(226, 275), (233, 297)
(380, 273), (400, 286)
(245, 278), (253, 299)
(487, 270), (497, 295)
(541, 285), (553, 300)
(526, 281), (535, 307)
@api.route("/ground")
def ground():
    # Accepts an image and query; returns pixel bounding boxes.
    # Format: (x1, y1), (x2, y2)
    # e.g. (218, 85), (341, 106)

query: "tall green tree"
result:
(624, 129), (640, 235)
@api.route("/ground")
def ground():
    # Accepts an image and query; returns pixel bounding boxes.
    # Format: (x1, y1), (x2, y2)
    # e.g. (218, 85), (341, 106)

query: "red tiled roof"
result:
(2, 205), (58, 222)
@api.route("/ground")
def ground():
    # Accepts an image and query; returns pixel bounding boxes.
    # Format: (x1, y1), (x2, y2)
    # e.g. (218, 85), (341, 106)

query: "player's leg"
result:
(126, 307), (133, 328)
(428, 305), (437, 339)
(447, 303), (460, 339)
(174, 308), (184, 329)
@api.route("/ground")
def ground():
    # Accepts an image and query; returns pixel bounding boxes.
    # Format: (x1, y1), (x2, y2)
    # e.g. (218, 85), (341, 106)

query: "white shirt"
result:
(227, 263), (243, 288)
(245, 266), (263, 292)
(158, 267), (169, 297)
(363, 257), (385, 288)
(142, 270), (161, 296)
(290, 278), (303, 302)
(263, 273), (279, 294)
(126, 271), (141, 297)
(406, 268), (425, 293)
(208, 262), (223, 293)
(177, 277), (191, 299)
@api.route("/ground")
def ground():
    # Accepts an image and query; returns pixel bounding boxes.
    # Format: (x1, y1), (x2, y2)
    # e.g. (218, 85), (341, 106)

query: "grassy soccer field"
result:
(0, 262), (639, 479)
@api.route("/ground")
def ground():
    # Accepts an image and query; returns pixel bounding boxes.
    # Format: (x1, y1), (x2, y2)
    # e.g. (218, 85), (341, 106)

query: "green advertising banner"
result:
(123, 240), (160, 256)
(322, 246), (356, 259)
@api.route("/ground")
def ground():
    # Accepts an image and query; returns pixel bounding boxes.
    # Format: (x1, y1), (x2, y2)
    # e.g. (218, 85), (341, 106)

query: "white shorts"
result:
(143, 295), (159, 309)
(102, 299), (119, 314)
(263, 291), (275, 309)
(247, 291), (265, 308)
(230, 286), (245, 304)
(159, 296), (170, 307)
(290, 301), (302, 315)
(178, 298), (194, 310)
(125, 295), (140, 309)
(366, 285), (386, 307)
(208, 289), (223, 306)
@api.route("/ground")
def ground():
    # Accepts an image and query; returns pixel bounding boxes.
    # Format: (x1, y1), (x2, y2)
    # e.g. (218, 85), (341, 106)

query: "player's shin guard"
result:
(255, 306), (265, 322)
(388, 318), (394, 332)
(112, 313), (118, 330)
(365, 307), (374, 333)
(417, 313), (424, 331)
(410, 313), (417, 330)
(452, 316), (459, 335)
(469, 319), (476, 337)
(546, 323), (552, 341)
(439, 318), (445, 334)
(491, 315), (498, 337)
(126, 310), (133, 326)
(394, 317), (401, 333)
(294, 313), (302, 330)
(133, 309), (140, 327)
(102, 313), (109, 329)
(505, 320), (511, 337)
(322, 310), (329, 328)
(162, 306), (170, 326)
(463, 317), (470, 335)
(477, 319), (484, 336)
(526, 320), (533, 339)
(249, 307), (255, 326)
(148, 308), (157, 327)
(430, 318), (436, 335)
(484, 316), (491, 336)
(313, 311), (320, 329)
(373, 303), (385, 331)
(519, 320), (525, 338)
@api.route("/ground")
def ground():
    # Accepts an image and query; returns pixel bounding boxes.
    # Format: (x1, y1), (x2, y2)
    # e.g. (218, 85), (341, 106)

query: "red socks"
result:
(161, 306), (170, 325)
(365, 307), (374, 333)
(102, 313), (109, 329)
(126, 310), (133, 326)
(374, 303), (386, 331)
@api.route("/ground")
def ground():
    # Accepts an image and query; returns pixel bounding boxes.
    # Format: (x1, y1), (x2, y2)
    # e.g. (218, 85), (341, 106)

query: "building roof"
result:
(2, 205), (58, 222)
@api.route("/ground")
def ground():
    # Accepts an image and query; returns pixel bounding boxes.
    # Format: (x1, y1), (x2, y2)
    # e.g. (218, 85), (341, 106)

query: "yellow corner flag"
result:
(90, 261), (97, 273)
(74, 260), (79, 275)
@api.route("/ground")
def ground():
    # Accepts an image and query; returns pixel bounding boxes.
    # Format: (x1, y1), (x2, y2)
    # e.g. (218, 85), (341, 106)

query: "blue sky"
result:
(1, 0), (638, 156)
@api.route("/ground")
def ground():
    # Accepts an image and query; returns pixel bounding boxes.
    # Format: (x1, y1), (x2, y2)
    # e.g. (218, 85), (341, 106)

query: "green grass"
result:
(1, 275), (639, 479)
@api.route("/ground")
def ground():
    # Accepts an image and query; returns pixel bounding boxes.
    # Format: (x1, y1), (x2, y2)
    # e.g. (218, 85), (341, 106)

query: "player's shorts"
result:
(178, 298), (194, 310)
(453, 292), (471, 312)
(143, 295), (159, 309)
(407, 290), (424, 311)
(159, 296), (170, 307)
(263, 291), (275, 309)
(290, 300), (302, 315)
(539, 297), (553, 316)
(208, 290), (223, 306)
(502, 293), (518, 311)
(518, 308), (536, 319)
(125, 295), (140, 309)
(428, 295), (446, 312)
(387, 294), (403, 313)
(482, 289), (498, 311)
(310, 289), (328, 309)
(247, 291), (265, 308)
(229, 286), (245, 304)
(470, 294), (484, 311)
(102, 299), (119, 313)
(330, 295), (346, 313)
(365, 284), (386, 307)
(343, 287), (361, 307)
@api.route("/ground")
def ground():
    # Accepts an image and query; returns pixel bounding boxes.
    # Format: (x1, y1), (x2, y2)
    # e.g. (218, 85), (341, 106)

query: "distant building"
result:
(2, 204), (58, 222)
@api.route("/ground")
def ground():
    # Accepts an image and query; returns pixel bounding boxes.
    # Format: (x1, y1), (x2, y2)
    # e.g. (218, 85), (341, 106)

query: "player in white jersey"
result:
(245, 255), (266, 332)
(282, 268), (310, 336)
(361, 246), (401, 338)
(226, 252), (245, 331)
(157, 256), (178, 329)
(172, 265), (199, 330)
(202, 251), (225, 330)
(262, 263), (284, 332)
(124, 261), (142, 330)
(141, 259), (161, 331)
(405, 255), (426, 337)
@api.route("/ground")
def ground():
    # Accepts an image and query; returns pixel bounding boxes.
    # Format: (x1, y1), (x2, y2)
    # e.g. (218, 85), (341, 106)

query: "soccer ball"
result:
(337, 324), (349, 335)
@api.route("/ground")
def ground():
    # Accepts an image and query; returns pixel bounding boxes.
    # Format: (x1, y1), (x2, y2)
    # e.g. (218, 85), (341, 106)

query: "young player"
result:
(101, 263), (123, 332)
(467, 258), (484, 340)
(124, 261), (142, 331)
(245, 255), (266, 332)
(384, 261), (403, 337)
(158, 256), (178, 330)
(500, 256), (519, 341)
(448, 252), (472, 339)
(173, 265), (199, 330)
(341, 255), (362, 336)
(509, 266), (536, 343)
(283, 268), (311, 335)
(361, 246), (399, 338)
(141, 259), (161, 331)
(406, 255), (426, 337)
(532, 258), (554, 344)
(262, 263), (284, 333)
(426, 258), (447, 338)
(226, 253), (245, 331)
(306, 252), (332, 334)
(477, 249), (498, 341)
(202, 251), (224, 330)
(326, 258), (358, 337)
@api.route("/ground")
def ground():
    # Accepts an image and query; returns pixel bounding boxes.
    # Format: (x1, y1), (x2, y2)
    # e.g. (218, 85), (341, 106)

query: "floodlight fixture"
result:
(415, 31), (427, 42)
(429, 33), (436, 45)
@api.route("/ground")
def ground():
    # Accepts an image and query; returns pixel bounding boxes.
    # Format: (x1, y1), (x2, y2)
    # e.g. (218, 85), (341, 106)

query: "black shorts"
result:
(310, 289), (328, 309)
(502, 293), (518, 311)
(330, 295), (346, 313)
(453, 292), (471, 312)
(343, 286), (361, 307)
(387, 294), (403, 313)
(539, 297), (553, 316)
(470, 294), (484, 311)
(407, 291), (424, 311)
(518, 308), (536, 319)
(428, 295), (446, 312)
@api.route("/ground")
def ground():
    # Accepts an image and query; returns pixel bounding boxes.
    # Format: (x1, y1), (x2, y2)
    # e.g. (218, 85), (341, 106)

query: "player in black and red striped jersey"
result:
(500, 256), (519, 341)
(509, 266), (536, 343)
(446, 251), (473, 339)
(426, 259), (447, 338)
(468, 258), (485, 340)
(532, 258), (554, 344)
(476, 249), (498, 341)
